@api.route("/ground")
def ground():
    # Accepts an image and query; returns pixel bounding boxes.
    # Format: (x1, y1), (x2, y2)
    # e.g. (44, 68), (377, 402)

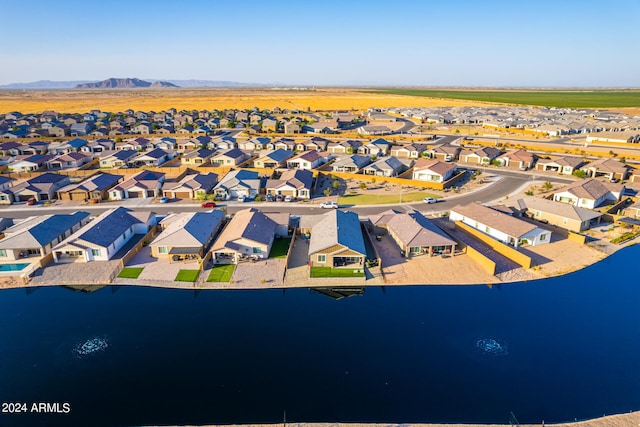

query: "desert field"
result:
(0, 88), (499, 114)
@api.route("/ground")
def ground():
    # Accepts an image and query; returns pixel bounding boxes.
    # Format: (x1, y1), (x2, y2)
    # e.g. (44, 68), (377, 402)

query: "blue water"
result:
(1, 247), (640, 427)
(0, 263), (29, 272)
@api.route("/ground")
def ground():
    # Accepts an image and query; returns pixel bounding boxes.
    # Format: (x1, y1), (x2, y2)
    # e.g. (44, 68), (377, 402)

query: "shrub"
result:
(359, 182), (367, 190)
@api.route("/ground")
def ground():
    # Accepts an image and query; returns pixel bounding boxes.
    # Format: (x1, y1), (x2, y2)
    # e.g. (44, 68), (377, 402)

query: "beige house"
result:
(535, 156), (585, 175)
(514, 197), (602, 232)
(579, 158), (629, 181)
(552, 179), (624, 209)
(265, 169), (313, 199)
(180, 149), (216, 166)
(253, 149), (294, 169)
(496, 149), (536, 170)
(211, 148), (247, 166)
(301, 210), (367, 268)
(369, 209), (456, 257)
(151, 211), (225, 263)
(412, 158), (456, 183)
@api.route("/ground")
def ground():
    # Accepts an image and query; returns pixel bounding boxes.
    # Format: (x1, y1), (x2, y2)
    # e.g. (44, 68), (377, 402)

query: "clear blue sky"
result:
(1, 0), (639, 87)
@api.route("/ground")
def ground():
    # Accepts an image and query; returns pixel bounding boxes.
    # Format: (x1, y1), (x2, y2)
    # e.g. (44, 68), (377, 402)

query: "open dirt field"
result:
(0, 88), (499, 114)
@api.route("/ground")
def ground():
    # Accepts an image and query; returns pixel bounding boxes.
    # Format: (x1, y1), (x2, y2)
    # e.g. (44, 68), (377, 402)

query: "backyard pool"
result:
(0, 262), (30, 272)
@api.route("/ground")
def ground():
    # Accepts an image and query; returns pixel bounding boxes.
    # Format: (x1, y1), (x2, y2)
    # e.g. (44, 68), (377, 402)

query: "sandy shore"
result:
(181, 411), (640, 427)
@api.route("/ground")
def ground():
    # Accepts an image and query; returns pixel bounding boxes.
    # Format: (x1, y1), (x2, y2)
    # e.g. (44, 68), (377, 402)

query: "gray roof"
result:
(266, 169), (313, 190)
(0, 212), (89, 249)
(154, 210), (224, 248)
(212, 208), (277, 251)
(370, 210), (456, 248)
(517, 197), (603, 222)
(363, 156), (404, 173)
(107, 149), (139, 161)
(57, 173), (123, 193)
(308, 210), (366, 256)
(163, 173), (218, 192)
(215, 169), (260, 191)
(558, 178), (622, 200)
(262, 149), (294, 162)
(77, 207), (153, 247)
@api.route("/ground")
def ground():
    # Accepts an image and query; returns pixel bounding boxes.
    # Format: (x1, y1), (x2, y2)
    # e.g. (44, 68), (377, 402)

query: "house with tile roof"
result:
(52, 207), (155, 263)
(390, 143), (428, 159)
(108, 170), (166, 200)
(552, 178), (624, 209)
(369, 209), (456, 257)
(458, 147), (502, 165)
(579, 158), (629, 181)
(151, 210), (225, 263)
(412, 158), (456, 183)
(253, 149), (294, 169)
(535, 156), (585, 175)
(496, 149), (537, 170)
(99, 149), (139, 168)
(211, 148), (247, 166)
(265, 169), (313, 199)
(162, 172), (218, 199)
(213, 169), (261, 200)
(127, 148), (174, 167)
(56, 173), (123, 201)
(449, 202), (551, 247)
(46, 152), (92, 170)
(0, 212), (90, 261)
(362, 156), (407, 177)
(286, 150), (328, 170)
(301, 210), (367, 268)
(331, 154), (371, 173)
(211, 208), (283, 264)
(513, 197), (602, 232)
(0, 173), (69, 203)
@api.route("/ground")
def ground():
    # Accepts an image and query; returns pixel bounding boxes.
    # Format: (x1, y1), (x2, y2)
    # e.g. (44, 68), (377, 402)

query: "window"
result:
(410, 247), (420, 253)
(0, 249), (6, 257)
(252, 247), (262, 254)
(158, 246), (168, 254)
(485, 226), (490, 233)
(535, 211), (541, 217)
(91, 249), (100, 256)
(540, 234), (547, 241)
(317, 254), (326, 263)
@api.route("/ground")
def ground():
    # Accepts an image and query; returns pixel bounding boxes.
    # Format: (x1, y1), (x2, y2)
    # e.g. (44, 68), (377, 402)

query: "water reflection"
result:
(310, 287), (365, 300)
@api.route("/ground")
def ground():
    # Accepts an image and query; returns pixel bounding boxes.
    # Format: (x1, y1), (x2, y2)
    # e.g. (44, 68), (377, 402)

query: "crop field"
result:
(0, 88), (493, 114)
(370, 88), (640, 108)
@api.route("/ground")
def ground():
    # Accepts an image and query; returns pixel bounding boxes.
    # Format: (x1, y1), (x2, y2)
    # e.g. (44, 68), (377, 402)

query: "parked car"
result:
(320, 201), (339, 209)
(423, 197), (438, 204)
(238, 195), (246, 202)
(266, 194), (274, 202)
(159, 196), (169, 203)
(26, 197), (36, 206)
(201, 201), (216, 208)
(276, 194), (283, 202)
(284, 195), (293, 202)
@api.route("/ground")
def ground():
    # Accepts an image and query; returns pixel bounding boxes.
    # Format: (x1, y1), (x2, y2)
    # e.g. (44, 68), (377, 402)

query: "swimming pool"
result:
(0, 263), (30, 272)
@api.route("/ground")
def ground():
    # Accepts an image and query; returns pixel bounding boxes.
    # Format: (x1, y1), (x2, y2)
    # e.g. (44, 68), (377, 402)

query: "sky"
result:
(1, 0), (639, 87)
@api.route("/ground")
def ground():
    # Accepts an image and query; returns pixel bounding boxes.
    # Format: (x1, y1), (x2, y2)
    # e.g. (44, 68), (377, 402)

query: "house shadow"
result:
(517, 246), (553, 267)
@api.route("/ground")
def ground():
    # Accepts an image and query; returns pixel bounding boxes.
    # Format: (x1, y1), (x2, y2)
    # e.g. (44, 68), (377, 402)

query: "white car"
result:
(320, 201), (339, 209)
(423, 197), (438, 204)
(284, 195), (293, 202)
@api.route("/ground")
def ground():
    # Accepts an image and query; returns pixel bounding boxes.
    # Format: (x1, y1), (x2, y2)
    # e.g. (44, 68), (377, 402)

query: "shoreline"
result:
(185, 410), (640, 427)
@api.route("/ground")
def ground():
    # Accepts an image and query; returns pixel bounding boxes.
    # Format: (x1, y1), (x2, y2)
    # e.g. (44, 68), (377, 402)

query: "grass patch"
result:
(206, 264), (235, 282)
(117, 267), (144, 279)
(310, 266), (365, 278)
(269, 238), (291, 258)
(369, 89), (640, 108)
(175, 269), (200, 282)
(338, 191), (440, 205)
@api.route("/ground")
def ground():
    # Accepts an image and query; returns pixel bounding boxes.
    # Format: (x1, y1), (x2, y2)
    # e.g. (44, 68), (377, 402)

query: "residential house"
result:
(449, 202), (551, 247)
(0, 173), (69, 203)
(535, 156), (585, 175)
(152, 137), (177, 151)
(331, 155), (371, 173)
(253, 149), (294, 169)
(286, 150), (327, 170)
(265, 169), (313, 199)
(412, 158), (456, 183)
(304, 136), (330, 151)
(552, 178), (624, 209)
(0, 142), (23, 156)
(239, 137), (269, 151)
(212, 208), (285, 264)
(127, 148), (174, 167)
(162, 173), (218, 199)
(0, 212), (91, 261)
(181, 149), (216, 166)
(369, 209), (457, 257)
(391, 143), (428, 159)
(99, 149), (139, 168)
(327, 140), (361, 154)
(284, 122), (300, 134)
(458, 146), (502, 165)
(273, 138), (296, 151)
(70, 122), (92, 136)
(426, 144), (461, 162)
(357, 138), (391, 156)
(109, 170), (166, 200)
(262, 118), (278, 132)
(301, 210), (367, 268)
(211, 148), (247, 167)
(151, 210), (225, 263)
(56, 173), (123, 201)
(362, 156), (407, 177)
(496, 149), (536, 170)
(176, 138), (200, 152)
(514, 197), (602, 232)
(46, 152), (92, 170)
(579, 158), (630, 181)
(52, 207), (155, 263)
(213, 170), (261, 200)
(8, 154), (55, 172)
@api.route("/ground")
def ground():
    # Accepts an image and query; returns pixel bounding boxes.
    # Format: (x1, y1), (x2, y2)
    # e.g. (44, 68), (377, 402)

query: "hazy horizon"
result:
(2, 0), (639, 87)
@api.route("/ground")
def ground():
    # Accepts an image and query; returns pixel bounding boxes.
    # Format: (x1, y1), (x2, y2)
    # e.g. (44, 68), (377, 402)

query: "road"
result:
(0, 170), (565, 220)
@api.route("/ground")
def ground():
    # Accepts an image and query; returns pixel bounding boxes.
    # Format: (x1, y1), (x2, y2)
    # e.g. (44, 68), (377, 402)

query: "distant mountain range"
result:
(74, 78), (178, 89)
(0, 78), (265, 89)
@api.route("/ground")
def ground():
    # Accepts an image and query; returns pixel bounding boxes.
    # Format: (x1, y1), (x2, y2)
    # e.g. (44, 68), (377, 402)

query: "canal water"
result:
(1, 246), (639, 427)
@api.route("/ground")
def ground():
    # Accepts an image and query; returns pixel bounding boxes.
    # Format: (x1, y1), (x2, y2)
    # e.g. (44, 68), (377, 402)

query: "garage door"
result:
(128, 191), (141, 198)
(70, 192), (87, 201)
(40, 194), (49, 200)
(174, 191), (191, 199)
(146, 190), (155, 197)
(280, 190), (295, 197)
(17, 194), (32, 202)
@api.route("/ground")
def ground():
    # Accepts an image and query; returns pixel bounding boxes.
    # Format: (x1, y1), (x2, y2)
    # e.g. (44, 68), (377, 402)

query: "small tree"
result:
(619, 157), (626, 163)
(359, 182), (367, 190)
(572, 169), (587, 178)
(323, 187), (332, 197)
(371, 177), (377, 184)
(543, 181), (553, 190)
(346, 147), (354, 154)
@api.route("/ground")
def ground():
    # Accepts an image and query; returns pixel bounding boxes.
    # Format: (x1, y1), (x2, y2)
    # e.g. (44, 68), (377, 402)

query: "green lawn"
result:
(310, 266), (365, 278)
(206, 264), (236, 282)
(175, 269), (200, 282)
(338, 191), (439, 205)
(369, 88), (640, 108)
(269, 238), (292, 258)
(117, 267), (144, 279)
